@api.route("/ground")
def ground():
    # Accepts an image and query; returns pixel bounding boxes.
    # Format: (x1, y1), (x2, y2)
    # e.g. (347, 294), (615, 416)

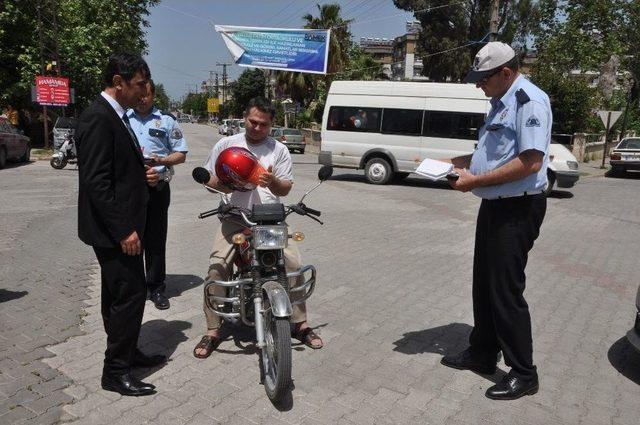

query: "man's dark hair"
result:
(504, 55), (519, 72)
(103, 53), (151, 87)
(244, 97), (275, 120)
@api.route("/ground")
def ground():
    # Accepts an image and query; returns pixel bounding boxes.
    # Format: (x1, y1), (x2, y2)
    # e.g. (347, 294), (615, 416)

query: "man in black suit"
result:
(76, 53), (166, 396)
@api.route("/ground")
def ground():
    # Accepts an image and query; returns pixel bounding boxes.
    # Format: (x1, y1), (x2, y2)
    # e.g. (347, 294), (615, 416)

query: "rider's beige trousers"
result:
(204, 218), (307, 330)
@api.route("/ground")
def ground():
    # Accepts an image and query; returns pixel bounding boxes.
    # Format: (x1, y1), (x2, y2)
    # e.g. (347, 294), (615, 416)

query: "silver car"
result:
(270, 128), (306, 154)
(610, 137), (640, 176)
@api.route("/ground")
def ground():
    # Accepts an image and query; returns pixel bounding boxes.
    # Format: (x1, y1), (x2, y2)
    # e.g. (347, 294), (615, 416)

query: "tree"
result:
(230, 69), (266, 116)
(0, 0), (158, 109)
(303, 3), (352, 76)
(153, 83), (170, 111)
(392, 0), (539, 82)
(181, 92), (207, 116)
(530, 0), (632, 133)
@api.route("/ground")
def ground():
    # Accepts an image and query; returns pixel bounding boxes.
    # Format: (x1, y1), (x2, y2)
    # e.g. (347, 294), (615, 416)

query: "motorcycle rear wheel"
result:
(50, 156), (67, 169)
(260, 310), (292, 403)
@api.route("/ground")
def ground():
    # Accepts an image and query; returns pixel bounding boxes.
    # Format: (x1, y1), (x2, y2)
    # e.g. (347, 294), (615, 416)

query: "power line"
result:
(329, 39), (483, 77)
(262, 0), (299, 27)
(272, 0), (316, 28)
(336, 1), (467, 29)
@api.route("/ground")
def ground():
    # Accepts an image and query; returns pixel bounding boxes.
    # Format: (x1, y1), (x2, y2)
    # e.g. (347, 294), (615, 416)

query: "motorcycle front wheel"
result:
(260, 309), (292, 403)
(50, 156), (67, 169)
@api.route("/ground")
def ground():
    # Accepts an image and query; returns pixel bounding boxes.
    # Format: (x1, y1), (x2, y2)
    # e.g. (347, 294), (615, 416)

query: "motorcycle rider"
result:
(193, 97), (323, 358)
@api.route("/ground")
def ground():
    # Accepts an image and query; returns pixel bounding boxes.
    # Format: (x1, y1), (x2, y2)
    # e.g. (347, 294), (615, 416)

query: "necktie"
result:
(122, 113), (142, 152)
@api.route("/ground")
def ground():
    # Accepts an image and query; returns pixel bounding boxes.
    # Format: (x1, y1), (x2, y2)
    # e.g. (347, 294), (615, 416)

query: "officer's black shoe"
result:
(441, 348), (497, 375)
(101, 372), (156, 396)
(485, 372), (539, 400)
(132, 348), (167, 368)
(149, 291), (170, 310)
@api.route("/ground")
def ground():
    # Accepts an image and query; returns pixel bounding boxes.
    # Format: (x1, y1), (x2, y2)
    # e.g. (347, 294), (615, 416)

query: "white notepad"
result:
(415, 158), (454, 181)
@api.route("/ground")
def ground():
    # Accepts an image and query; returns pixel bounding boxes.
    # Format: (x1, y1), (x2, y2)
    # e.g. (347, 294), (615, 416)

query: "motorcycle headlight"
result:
(252, 225), (288, 250)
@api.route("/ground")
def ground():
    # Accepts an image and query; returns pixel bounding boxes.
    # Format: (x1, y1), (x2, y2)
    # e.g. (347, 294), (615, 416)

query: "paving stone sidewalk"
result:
(4, 124), (640, 424)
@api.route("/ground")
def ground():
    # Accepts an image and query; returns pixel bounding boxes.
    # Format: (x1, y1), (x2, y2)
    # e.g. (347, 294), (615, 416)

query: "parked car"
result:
(177, 115), (191, 123)
(546, 141), (580, 195)
(218, 119), (232, 135)
(628, 285), (640, 354)
(52, 117), (77, 150)
(0, 118), (30, 168)
(271, 127), (306, 154)
(609, 137), (640, 176)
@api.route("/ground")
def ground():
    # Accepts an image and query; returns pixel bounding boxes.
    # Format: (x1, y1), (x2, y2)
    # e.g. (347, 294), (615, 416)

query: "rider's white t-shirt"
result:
(204, 133), (294, 209)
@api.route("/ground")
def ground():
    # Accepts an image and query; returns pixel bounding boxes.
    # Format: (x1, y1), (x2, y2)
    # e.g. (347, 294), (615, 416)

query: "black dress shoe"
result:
(441, 348), (497, 375)
(133, 349), (167, 367)
(101, 373), (156, 396)
(486, 372), (539, 400)
(149, 291), (170, 310)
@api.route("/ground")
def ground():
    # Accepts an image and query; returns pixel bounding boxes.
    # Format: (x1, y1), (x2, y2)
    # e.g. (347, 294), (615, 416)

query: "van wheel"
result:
(0, 147), (6, 169)
(365, 157), (393, 185)
(543, 170), (555, 196)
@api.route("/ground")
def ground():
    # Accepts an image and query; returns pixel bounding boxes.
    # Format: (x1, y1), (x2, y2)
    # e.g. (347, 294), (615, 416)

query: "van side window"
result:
(423, 111), (485, 140)
(327, 106), (381, 132)
(381, 109), (423, 135)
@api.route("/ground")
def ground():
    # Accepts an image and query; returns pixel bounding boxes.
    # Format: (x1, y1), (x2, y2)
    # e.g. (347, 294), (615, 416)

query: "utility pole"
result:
(214, 72), (219, 97)
(489, 0), (500, 41)
(216, 62), (231, 113)
(36, 3), (50, 149)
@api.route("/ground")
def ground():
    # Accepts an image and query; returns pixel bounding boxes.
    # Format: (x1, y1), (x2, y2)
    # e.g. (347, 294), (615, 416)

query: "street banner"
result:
(215, 25), (331, 74)
(35, 76), (70, 106)
(207, 98), (220, 113)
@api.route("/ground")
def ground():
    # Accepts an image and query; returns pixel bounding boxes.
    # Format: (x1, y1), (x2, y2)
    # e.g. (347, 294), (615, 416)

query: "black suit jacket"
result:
(77, 95), (149, 248)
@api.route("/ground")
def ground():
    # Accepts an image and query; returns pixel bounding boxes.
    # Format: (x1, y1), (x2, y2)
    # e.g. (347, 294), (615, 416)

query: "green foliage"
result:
(392, 0), (539, 82)
(530, 0), (636, 133)
(181, 92), (207, 116)
(230, 69), (266, 116)
(153, 83), (170, 111)
(0, 0), (158, 109)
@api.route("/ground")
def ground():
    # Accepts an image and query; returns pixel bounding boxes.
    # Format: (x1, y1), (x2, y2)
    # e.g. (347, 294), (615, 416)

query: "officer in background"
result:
(440, 42), (551, 400)
(127, 79), (188, 310)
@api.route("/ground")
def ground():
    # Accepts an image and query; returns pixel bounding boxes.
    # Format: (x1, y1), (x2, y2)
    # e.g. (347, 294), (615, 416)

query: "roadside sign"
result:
(207, 98), (220, 113)
(597, 110), (622, 130)
(35, 76), (70, 106)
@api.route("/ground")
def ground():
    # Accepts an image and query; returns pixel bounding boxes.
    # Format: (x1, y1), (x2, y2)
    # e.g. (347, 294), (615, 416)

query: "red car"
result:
(0, 118), (30, 168)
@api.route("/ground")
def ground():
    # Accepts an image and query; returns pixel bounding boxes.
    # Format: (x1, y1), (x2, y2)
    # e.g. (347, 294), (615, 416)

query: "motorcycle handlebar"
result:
(303, 206), (321, 217)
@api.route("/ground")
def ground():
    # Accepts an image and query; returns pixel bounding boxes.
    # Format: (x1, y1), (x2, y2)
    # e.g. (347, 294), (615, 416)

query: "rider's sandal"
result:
(193, 335), (221, 359)
(292, 327), (323, 349)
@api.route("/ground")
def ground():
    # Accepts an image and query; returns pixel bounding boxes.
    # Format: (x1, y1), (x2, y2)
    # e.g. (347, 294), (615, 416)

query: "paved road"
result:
(2, 123), (640, 424)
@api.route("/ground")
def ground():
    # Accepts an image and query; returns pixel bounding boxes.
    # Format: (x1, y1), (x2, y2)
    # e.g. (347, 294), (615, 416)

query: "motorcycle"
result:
(50, 132), (77, 169)
(192, 165), (333, 404)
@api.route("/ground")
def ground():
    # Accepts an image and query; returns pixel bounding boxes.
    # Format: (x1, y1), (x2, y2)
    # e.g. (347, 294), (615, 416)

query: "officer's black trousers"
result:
(93, 247), (146, 374)
(469, 193), (546, 379)
(144, 183), (171, 293)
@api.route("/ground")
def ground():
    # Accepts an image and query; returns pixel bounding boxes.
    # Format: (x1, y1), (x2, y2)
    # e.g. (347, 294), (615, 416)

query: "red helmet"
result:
(215, 146), (263, 192)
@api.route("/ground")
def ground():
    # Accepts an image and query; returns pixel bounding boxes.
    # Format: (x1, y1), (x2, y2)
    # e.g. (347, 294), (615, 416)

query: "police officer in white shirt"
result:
(440, 42), (551, 400)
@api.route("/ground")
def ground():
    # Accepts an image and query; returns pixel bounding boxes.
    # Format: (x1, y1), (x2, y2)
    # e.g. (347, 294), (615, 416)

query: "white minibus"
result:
(318, 80), (579, 194)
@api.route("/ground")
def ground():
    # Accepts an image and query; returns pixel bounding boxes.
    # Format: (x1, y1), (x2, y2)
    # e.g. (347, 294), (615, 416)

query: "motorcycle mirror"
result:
(192, 167), (211, 184)
(318, 165), (333, 181)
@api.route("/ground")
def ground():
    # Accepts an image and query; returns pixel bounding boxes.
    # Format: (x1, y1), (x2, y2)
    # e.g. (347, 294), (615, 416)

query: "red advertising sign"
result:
(35, 76), (70, 106)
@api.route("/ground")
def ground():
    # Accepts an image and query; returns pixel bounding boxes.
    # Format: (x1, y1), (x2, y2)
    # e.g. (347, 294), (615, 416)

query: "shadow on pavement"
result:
(1, 160), (36, 170)
(608, 336), (640, 385)
(393, 322), (507, 384)
(393, 322), (472, 357)
(164, 274), (204, 298)
(548, 190), (574, 199)
(328, 173), (453, 191)
(0, 288), (28, 303)
(604, 170), (640, 180)
(137, 319), (191, 379)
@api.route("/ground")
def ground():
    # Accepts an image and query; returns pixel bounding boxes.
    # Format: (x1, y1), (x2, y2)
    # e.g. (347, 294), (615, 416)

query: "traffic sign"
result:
(597, 110), (622, 130)
(207, 97), (220, 113)
(35, 76), (70, 106)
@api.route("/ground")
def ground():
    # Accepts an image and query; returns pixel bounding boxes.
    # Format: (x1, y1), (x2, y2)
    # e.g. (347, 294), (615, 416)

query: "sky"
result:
(144, 0), (418, 100)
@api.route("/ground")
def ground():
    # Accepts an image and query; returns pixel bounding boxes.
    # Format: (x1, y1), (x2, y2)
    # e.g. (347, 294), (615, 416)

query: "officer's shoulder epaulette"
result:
(160, 110), (177, 120)
(515, 89), (530, 105)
